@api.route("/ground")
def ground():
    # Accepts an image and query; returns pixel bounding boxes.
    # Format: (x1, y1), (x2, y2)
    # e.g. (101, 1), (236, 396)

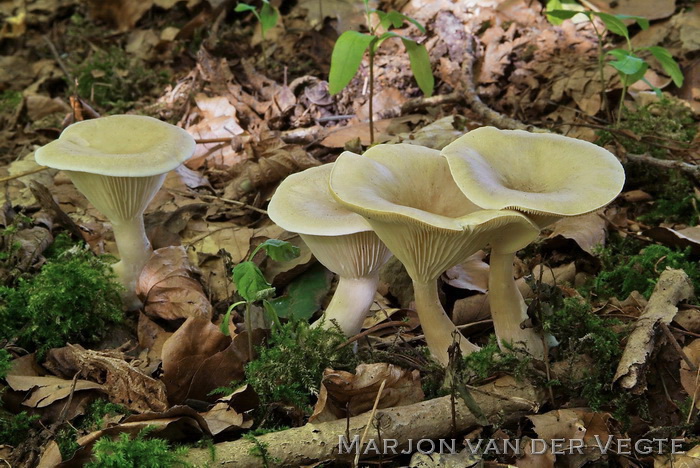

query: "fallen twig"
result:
(625, 153), (700, 181)
(183, 377), (544, 467)
(614, 269), (694, 392)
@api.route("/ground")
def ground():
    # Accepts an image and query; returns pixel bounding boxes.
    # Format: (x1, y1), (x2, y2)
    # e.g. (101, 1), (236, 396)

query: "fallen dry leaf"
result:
(137, 245), (212, 321)
(199, 385), (259, 436)
(680, 339), (700, 407)
(645, 226), (700, 256)
(5, 375), (103, 409)
(45, 344), (168, 413)
(161, 316), (263, 405)
(546, 211), (607, 256)
(310, 363), (423, 423)
(442, 250), (489, 293)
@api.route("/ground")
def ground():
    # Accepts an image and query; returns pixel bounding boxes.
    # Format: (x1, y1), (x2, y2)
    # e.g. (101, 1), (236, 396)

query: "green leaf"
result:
(257, 239), (301, 262)
(233, 261), (275, 303)
(328, 31), (375, 95)
(259, 2), (279, 37)
(546, 9), (588, 24)
(593, 12), (629, 39)
(375, 10), (425, 33)
(648, 46), (684, 88)
(220, 301), (246, 336)
(402, 38), (434, 97)
(607, 49), (645, 75)
(267, 264), (332, 320)
(234, 3), (256, 13)
(614, 14), (650, 30)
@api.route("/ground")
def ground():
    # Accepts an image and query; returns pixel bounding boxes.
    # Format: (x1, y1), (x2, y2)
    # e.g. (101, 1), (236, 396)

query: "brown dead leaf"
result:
(45, 344), (168, 413)
(443, 250), (489, 293)
(680, 339), (700, 407)
(654, 444), (700, 468)
(585, 0), (675, 20)
(199, 385), (258, 435)
(309, 363), (423, 423)
(645, 226), (700, 256)
(86, 0), (154, 32)
(320, 119), (395, 147)
(546, 211), (607, 256)
(674, 307), (700, 334)
(161, 316), (263, 405)
(5, 375), (103, 408)
(183, 221), (254, 265)
(137, 312), (172, 365)
(137, 246), (212, 321)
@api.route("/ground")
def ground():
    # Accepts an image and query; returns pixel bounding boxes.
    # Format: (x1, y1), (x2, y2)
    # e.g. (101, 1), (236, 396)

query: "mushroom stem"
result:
(111, 217), (152, 310)
(312, 275), (379, 336)
(488, 250), (545, 359)
(413, 279), (479, 365)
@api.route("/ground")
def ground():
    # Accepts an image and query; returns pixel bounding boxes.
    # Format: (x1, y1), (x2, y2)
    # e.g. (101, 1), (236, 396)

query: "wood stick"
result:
(183, 377), (544, 467)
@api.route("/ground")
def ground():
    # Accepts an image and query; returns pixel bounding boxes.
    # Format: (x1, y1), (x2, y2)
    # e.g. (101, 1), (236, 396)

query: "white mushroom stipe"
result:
(443, 126), (625, 358)
(267, 164), (392, 337)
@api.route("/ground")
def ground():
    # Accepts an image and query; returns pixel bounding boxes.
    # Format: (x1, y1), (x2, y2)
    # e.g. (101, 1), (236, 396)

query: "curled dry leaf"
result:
(645, 226), (700, 256)
(309, 363), (424, 423)
(45, 344), (169, 413)
(137, 245), (212, 321)
(136, 312), (172, 372)
(5, 375), (103, 409)
(679, 339), (700, 408)
(523, 409), (613, 468)
(199, 385), (259, 436)
(161, 316), (265, 405)
(546, 211), (607, 256)
(186, 94), (246, 169)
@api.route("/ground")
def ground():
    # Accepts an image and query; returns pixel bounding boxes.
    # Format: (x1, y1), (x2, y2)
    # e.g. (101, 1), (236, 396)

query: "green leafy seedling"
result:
(547, 2), (683, 124)
(222, 239), (300, 356)
(235, 0), (280, 70)
(328, 0), (434, 144)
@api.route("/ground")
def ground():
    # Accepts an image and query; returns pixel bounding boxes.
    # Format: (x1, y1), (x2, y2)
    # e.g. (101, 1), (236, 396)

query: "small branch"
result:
(167, 189), (267, 214)
(660, 322), (697, 372)
(0, 166), (50, 183)
(183, 377), (545, 467)
(354, 379), (386, 467)
(625, 153), (700, 181)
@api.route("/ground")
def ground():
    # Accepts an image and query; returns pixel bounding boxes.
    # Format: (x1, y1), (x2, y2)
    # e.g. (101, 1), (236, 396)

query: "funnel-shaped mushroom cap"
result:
(268, 164), (392, 277)
(329, 145), (540, 282)
(441, 127), (625, 221)
(268, 164), (372, 237)
(35, 115), (195, 177)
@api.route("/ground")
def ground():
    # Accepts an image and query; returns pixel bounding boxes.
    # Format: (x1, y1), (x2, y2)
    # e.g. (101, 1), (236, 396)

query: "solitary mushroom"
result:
(267, 164), (392, 336)
(329, 144), (540, 365)
(35, 115), (195, 310)
(442, 127), (625, 357)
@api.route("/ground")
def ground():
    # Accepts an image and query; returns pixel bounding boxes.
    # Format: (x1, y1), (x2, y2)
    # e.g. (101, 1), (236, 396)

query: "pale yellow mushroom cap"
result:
(329, 145), (540, 282)
(35, 115), (195, 177)
(441, 127), (625, 219)
(267, 163), (372, 236)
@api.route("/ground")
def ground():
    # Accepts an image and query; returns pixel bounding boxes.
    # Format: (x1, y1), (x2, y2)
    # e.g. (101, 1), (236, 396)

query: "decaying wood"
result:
(184, 376), (544, 467)
(614, 269), (694, 393)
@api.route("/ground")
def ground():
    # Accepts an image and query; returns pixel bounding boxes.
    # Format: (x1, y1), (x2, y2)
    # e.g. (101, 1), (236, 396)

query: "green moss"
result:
(86, 427), (190, 468)
(0, 411), (38, 446)
(461, 336), (532, 383)
(0, 350), (10, 379)
(245, 319), (356, 413)
(80, 399), (130, 432)
(0, 246), (124, 357)
(638, 170), (699, 226)
(0, 90), (22, 114)
(56, 425), (80, 460)
(594, 244), (700, 300)
(543, 297), (624, 410)
(597, 97), (696, 159)
(72, 47), (170, 113)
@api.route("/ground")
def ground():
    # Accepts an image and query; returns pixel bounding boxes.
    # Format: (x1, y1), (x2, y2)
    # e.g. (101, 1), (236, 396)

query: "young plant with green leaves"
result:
(328, 0), (434, 144)
(547, 1), (683, 124)
(222, 239), (300, 355)
(235, 0), (280, 70)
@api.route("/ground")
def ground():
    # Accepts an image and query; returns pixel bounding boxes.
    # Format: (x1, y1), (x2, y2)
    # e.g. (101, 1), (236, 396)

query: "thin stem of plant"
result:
(368, 48), (375, 145)
(354, 379), (387, 467)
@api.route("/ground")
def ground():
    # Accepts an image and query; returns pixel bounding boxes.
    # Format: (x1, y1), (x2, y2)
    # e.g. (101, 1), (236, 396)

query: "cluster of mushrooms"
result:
(35, 115), (625, 367)
(269, 127), (625, 365)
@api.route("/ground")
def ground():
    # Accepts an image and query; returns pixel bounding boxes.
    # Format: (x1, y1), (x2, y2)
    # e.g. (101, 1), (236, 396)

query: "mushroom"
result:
(442, 126), (625, 357)
(35, 115), (195, 310)
(329, 144), (540, 365)
(267, 163), (392, 336)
